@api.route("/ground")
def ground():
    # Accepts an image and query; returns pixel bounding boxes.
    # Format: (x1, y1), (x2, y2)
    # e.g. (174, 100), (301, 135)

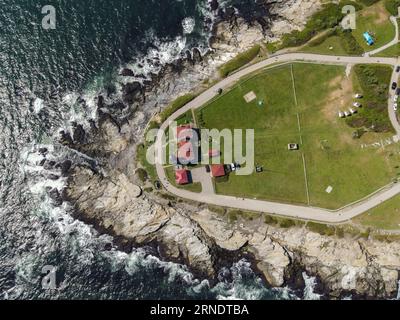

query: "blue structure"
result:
(363, 32), (375, 46)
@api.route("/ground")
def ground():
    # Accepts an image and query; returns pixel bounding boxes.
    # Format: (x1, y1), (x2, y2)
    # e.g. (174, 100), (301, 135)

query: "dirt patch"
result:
(322, 74), (353, 120)
(361, 2), (389, 25)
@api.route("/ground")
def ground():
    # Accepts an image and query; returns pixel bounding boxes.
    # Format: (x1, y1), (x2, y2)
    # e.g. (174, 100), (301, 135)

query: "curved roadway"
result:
(155, 52), (400, 223)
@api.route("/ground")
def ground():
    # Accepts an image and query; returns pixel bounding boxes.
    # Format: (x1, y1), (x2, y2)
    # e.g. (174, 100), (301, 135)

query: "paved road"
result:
(154, 52), (400, 223)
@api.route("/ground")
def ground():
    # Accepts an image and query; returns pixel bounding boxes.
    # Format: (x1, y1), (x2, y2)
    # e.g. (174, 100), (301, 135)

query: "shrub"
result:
(136, 168), (148, 182)
(219, 45), (261, 78)
(346, 65), (392, 132)
(359, 0), (380, 6)
(280, 2), (362, 49)
(338, 29), (364, 55)
(385, 0), (400, 15)
(307, 222), (335, 236)
(159, 93), (197, 123)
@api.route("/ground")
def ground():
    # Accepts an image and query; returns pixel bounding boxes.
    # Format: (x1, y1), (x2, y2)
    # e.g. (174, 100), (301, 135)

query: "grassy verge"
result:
(218, 45), (261, 78)
(374, 43), (400, 56)
(354, 193), (400, 229)
(346, 64), (393, 132)
(385, 0), (400, 15)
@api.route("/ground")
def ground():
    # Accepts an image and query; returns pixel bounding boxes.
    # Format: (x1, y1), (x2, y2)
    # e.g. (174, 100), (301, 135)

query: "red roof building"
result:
(176, 125), (193, 142)
(175, 169), (190, 185)
(211, 164), (226, 177)
(177, 141), (196, 163)
(208, 149), (220, 158)
(176, 125), (199, 164)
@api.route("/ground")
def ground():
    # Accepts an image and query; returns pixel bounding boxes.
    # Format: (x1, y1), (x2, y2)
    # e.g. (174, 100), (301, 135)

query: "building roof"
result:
(208, 149), (220, 157)
(175, 169), (189, 185)
(177, 141), (196, 163)
(177, 125), (193, 142)
(211, 164), (226, 177)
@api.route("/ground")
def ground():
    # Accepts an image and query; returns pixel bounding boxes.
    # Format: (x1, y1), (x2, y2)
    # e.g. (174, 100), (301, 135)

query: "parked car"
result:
(394, 103), (398, 111)
(394, 95), (399, 103)
(396, 88), (400, 95)
(396, 66), (400, 73)
(230, 163), (236, 171)
(392, 82), (398, 90)
(205, 165), (210, 173)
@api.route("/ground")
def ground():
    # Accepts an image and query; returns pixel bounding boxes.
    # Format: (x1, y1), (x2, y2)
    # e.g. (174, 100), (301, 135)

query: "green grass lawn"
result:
(196, 62), (400, 209)
(374, 43), (400, 57)
(354, 194), (400, 230)
(302, 35), (348, 56)
(352, 1), (396, 52)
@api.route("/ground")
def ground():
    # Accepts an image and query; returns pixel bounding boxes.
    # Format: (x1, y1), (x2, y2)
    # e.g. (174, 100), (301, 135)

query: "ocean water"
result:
(0, 0), (318, 300)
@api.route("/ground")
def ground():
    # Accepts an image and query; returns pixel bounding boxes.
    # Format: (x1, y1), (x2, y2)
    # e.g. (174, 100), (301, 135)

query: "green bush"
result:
(385, 0), (400, 15)
(359, 0), (380, 6)
(136, 168), (148, 182)
(264, 215), (278, 225)
(346, 65), (393, 132)
(159, 93), (197, 123)
(278, 218), (296, 228)
(280, 1), (362, 49)
(219, 45), (261, 78)
(338, 29), (364, 55)
(307, 222), (335, 236)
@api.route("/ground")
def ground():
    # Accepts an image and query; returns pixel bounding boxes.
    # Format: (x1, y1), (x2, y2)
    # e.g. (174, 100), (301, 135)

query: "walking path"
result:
(365, 16), (399, 56)
(154, 51), (400, 223)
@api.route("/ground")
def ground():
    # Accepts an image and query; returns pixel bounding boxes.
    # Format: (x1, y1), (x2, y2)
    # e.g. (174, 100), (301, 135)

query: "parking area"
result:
(191, 167), (215, 194)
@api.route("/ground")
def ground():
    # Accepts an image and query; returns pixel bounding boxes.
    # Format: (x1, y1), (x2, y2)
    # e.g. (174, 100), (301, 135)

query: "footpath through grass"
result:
(196, 63), (400, 209)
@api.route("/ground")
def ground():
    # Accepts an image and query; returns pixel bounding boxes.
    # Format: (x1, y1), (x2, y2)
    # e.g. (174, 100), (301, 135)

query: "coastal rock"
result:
(66, 167), (216, 278)
(122, 81), (142, 104)
(120, 68), (135, 77)
(191, 209), (248, 251)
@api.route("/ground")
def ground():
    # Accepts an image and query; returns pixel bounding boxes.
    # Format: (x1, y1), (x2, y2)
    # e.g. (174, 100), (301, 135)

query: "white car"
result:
(230, 163), (236, 171)
(394, 95), (399, 102)
(394, 103), (398, 111)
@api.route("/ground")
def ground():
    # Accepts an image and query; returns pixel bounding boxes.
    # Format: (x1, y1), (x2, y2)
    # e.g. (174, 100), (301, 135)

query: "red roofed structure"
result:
(211, 164), (226, 177)
(175, 169), (190, 185)
(208, 149), (220, 158)
(177, 125), (194, 142)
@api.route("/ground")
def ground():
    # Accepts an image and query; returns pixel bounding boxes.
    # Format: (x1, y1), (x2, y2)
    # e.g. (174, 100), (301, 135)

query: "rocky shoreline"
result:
(41, 0), (400, 299)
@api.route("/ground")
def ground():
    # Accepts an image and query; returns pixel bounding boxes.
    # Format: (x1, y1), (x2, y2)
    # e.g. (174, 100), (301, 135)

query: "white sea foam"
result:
(182, 17), (196, 34)
(33, 98), (45, 114)
(302, 272), (322, 300)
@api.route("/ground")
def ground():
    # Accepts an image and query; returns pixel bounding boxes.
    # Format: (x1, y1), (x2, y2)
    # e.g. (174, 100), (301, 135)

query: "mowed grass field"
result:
(352, 1), (396, 52)
(196, 63), (400, 209)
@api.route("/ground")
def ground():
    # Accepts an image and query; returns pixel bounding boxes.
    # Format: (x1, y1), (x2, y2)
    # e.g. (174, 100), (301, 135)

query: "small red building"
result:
(208, 149), (220, 158)
(177, 125), (194, 142)
(175, 169), (190, 185)
(211, 164), (226, 178)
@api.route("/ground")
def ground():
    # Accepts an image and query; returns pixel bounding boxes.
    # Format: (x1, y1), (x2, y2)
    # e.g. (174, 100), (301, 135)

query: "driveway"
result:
(191, 167), (215, 194)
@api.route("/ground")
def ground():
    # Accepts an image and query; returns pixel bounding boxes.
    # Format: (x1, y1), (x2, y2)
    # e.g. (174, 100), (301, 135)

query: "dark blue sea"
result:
(0, 0), (317, 299)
